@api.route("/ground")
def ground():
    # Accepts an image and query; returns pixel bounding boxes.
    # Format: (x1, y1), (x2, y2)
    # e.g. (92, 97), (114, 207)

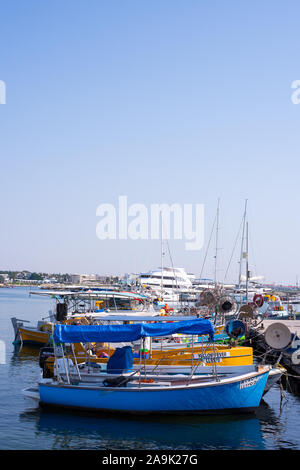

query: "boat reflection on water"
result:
(10, 344), (40, 365)
(256, 396), (300, 449)
(256, 398), (284, 431)
(20, 406), (265, 450)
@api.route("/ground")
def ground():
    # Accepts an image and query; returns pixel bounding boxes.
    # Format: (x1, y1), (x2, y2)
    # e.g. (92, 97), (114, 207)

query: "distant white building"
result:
(71, 273), (97, 284)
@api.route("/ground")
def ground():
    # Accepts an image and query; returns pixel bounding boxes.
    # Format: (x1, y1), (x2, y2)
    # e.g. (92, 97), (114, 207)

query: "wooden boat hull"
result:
(38, 369), (270, 414)
(19, 328), (50, 346)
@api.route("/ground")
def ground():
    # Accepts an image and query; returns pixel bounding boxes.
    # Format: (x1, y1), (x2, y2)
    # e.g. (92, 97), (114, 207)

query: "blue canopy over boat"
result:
(54, 319), (214, 344)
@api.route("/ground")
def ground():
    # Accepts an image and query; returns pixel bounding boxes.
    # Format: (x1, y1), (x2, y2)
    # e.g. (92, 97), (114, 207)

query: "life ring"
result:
(253, 294), (264, 308)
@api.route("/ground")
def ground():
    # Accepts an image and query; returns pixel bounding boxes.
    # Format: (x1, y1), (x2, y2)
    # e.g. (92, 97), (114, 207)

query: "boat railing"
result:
(49, 318), (219, 387)
(52, 339), (224, 388)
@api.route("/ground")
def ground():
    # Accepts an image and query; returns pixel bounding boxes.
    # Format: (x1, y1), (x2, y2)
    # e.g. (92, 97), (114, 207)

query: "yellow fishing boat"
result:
(11, 315), (89, 347)
(44, 340), (253, 376)
(94, 345), (253, 371)
(18, 327), (51, 346)
(11, 317), (53, 346)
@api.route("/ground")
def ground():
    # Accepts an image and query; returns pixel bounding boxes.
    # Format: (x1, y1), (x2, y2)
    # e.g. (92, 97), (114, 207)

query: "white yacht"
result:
(138, 267), (194, 302)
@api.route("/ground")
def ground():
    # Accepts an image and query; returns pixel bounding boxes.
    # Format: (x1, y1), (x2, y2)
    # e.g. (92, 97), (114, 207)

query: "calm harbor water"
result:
(1, 287), (300, 450)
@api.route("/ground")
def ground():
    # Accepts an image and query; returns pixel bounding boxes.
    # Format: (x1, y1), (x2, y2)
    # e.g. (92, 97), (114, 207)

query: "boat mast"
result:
(214, 198), (220, 288)
(238, 199), (248, 296)
(160, 212), (164, 299)
(246, 221), (249, 303)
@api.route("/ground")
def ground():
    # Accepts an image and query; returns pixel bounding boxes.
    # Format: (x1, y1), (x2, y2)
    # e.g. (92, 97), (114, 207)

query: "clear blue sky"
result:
(0, 1), (299, 284)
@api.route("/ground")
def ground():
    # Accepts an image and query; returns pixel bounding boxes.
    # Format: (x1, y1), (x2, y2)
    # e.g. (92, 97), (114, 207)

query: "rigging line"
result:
(223, 217), (243, 282)
(238, 199), (248, 289)
(199, 210), (218, 280)
(248, 227), (258, 278)
(166, 239), (180, 291)
(245, 204), (257, 278)
(160, 213), (164, 298)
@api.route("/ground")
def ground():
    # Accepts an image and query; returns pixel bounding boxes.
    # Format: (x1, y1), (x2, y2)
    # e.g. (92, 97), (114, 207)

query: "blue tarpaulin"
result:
(107, 346), (133, 374)
(54, 319), (214, 344)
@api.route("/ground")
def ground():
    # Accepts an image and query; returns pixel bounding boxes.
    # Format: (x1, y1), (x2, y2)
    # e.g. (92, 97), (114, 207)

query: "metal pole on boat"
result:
(61, 343), (70, 384)
(212, 340), (219, 382)
(143, 337), (147, 379)
(191, 335), (194, 371)
(52, 324), (62, 383)
(246, 221), (249, 303)
(187, 336), (207, 385)
(139, 338), (143, 388)
(71, 343), (81, 381)
(113, 294), (118, 312)
(87, 343), (90, 374)
(160, 211), (164, 301)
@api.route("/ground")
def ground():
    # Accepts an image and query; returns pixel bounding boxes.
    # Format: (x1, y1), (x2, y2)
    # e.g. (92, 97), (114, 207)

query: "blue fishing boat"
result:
(27, 320), (270, 415)
(38, 369), (269, 414)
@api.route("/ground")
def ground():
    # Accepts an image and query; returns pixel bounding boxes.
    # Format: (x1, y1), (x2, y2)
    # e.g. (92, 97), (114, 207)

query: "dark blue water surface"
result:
(0, 287), (300, 450)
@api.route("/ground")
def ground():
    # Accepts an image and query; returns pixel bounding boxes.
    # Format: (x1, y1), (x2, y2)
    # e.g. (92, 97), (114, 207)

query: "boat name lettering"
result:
(194, 352), (230, 362)
(240, 377), (259, 389)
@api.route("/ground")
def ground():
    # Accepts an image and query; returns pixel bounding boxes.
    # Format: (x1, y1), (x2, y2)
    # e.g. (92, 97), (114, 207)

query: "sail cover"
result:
(54, 319), (214, 344)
